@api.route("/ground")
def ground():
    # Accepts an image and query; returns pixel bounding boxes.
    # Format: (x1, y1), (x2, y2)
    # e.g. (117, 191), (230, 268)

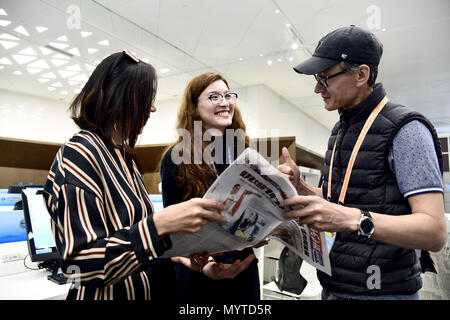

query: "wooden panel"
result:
(143, 172), (162, 194)
(0, 137), (61, 170)
(0, 167), (49, 188)
(439, 137), (448, 153)
(132, 143), (170, 174)
(251, 136), (296, 165)
(296, 145), (324, 171)
(443, 154), (449, 172)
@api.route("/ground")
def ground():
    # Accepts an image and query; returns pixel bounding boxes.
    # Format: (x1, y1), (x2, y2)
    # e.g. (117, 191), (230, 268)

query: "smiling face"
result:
(196, 80), (235, 134)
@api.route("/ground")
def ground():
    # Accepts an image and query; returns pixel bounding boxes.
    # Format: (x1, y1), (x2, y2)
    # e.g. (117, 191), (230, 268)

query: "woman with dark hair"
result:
(43, 51), (225, 300)
(159, 72), (261, 301)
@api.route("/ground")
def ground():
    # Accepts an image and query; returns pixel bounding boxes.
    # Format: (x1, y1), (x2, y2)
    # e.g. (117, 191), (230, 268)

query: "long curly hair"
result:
(161, 72), (249, 200)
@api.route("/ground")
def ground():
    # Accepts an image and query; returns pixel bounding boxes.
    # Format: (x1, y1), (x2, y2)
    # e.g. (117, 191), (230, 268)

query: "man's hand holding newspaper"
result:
(161, 148), (333, 276)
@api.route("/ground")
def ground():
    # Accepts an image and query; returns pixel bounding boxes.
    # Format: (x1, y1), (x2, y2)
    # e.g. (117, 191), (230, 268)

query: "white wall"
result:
(239, 84), (329, 156)
(0, 85), (331, 157)
(0, 89), (77, 143)
(139, 84), (330, 156)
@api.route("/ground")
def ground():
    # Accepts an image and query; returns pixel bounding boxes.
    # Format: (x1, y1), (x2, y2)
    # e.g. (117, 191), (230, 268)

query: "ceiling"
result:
(0, 0), (449, 132)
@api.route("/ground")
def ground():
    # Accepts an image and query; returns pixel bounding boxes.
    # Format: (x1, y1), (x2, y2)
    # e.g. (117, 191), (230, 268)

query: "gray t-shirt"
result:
(388, 120), (443, 198)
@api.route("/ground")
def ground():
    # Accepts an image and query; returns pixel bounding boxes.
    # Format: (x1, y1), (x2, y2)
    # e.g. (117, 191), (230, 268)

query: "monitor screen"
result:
(0, 189), (26, 244)
(0, 209), (27, 244)
(149, 194), (164, 212)
(21, 187), (61, 262)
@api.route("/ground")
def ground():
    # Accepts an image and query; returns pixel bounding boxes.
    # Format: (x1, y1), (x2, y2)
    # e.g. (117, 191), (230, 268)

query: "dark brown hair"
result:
(69, 51), (157, 149)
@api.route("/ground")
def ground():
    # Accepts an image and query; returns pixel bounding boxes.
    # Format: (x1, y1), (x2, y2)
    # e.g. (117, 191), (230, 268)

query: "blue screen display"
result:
(0, 210), (27, 244)
(22, 187), (56, 251)
(149, 194), (164, 212)
(0, 193), (21, 207)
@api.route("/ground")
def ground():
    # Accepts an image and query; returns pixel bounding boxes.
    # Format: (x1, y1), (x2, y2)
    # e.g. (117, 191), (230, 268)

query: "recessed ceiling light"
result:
(0, 33), (19, 41)
(28, 59), (50, 69)
(41, 72), (56, 79)
(67, 80), (81, 86)
(38, 78), (50, 83)
(14, 25), (29, 37)
(69, 74), (88, 82)
(0, 9), (7, 16)
(12, 54), (36, 65)
(288, 57), (294, 61)
(80, 31), (92, 38)
(58, 70), (79, 78)
(60, 90), (68, 95)
(0, 57), (12, 64)
(0, 40), (18, 49)
(0, 20), (11, 27)
(277, 57), (283, 62)
(87, 48), (98, 54)
(19, 47), (37, 56)
(13, 70), (22, 75)
(26, 67), (42, 75)
(48, 42), (69, 50)
(286, 24), (291, 28)
(51, 82), (62, 87)
(98, 39), (109, 46)
(52, 53), (70, 60)
(259, 53), (264, 57)
(57, 35), (68, 42)
(291, 43), (299, 50)
(36, 26), (48, 33)
(66, 64), (81, 71)
(51, 59), (68, 67)
(267, 59), (273, 66)
(67, 47), (80, 56)
(275, 9), (280, 14)
(47, 87), (55, 91)
(160, 68), (170, 74)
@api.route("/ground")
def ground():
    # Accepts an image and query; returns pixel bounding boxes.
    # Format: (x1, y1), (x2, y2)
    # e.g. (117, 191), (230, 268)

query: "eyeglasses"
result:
(314, 69), (349, 88)
(198, 92), (238, 105)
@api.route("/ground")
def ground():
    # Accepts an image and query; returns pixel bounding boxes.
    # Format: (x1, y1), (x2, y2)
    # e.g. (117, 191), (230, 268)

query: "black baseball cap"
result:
(293, 25), (383, 75)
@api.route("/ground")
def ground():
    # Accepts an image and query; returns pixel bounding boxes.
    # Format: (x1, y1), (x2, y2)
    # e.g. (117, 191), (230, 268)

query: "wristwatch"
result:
(357, 210), (374, 238)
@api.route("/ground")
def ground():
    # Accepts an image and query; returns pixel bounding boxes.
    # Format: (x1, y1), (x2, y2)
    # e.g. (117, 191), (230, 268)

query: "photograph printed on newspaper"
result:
(160, 148), (332, 275)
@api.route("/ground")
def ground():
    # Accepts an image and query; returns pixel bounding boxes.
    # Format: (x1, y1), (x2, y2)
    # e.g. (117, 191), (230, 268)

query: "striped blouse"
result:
(43, 130), (171, 300)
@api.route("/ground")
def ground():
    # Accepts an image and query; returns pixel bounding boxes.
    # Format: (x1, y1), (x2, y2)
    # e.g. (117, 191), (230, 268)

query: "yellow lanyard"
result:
(327, 96), (389, 204)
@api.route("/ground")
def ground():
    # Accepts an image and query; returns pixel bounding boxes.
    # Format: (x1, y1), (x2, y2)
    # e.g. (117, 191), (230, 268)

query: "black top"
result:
(160, 135), (260, 301)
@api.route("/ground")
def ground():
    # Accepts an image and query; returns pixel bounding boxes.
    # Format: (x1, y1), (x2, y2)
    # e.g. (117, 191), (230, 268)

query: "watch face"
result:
(360, 218), (374, 234)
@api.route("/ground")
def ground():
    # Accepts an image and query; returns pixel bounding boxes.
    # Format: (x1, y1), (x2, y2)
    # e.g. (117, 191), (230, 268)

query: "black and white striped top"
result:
(43, 130), (170, 300)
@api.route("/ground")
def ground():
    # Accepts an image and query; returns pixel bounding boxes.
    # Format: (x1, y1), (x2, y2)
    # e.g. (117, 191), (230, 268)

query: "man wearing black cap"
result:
(279, 26), (447, 300)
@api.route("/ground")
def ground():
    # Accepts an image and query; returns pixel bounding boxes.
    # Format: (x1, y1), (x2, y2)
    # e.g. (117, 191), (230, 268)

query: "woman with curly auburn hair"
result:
(159, 72), (261, 301)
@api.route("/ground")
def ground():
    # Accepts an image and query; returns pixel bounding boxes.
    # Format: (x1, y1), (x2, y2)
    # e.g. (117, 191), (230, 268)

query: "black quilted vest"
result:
(317, 83), (443, 295)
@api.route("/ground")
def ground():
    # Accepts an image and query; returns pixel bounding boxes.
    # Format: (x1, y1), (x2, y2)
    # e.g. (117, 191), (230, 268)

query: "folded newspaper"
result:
(161, 148), (333, 276)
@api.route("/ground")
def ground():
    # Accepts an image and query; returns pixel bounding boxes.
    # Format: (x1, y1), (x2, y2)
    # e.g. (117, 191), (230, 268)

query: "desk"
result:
(0, 268), (71, 300)
(262, 281), (322, 300)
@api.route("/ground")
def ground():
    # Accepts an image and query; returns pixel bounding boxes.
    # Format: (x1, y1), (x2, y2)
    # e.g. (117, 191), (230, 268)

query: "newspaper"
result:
(160, 148), (332, 276)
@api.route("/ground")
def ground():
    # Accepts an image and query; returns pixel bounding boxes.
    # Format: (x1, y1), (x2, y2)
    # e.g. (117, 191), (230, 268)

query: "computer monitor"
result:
(149, 194), (164, 212)
(0, 189), (27, 245)
(21, 186), (61, 263)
